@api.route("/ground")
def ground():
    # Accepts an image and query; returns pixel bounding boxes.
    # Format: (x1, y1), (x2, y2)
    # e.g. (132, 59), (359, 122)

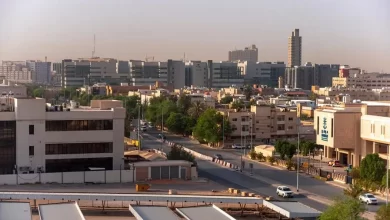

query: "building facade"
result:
(332, 72), (390, 90)
(238, 61), (286, 87)
(26, 60), (51, 84)
(313, 64), (340, 87)
(314, 102), (390, 167)
(0, 61), (32, 83)
(0, 98), (125, 174)
(207, 61), (244, 89)
(228, 45), (258, 62)
(288, 29), (302, 67)
(285, 65), (314, 90)
(185, 61), (208, 87)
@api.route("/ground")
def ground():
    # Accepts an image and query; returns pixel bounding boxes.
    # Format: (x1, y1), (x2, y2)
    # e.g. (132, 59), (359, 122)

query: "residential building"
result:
(0, 61), (32, 83)
(312, 87), (390, 102)
(314, 102), (390, 167)
(228, 45), (258, 62)
(207, 61), (244, 89)
(332, 72), (390, 89)
(26, 60), (51, 84)
(0, 80), (27, 97)
(238, 61), (286, 87)
(220, 105), (298, 144)
(0, 97), (125, 174)
(185, 61), (208, 87)
(288, 29), (302, 67)
(187, 93), (216, 108)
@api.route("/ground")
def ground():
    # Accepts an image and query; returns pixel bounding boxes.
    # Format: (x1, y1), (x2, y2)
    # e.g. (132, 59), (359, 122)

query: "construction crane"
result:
(145, 56), (154, 62)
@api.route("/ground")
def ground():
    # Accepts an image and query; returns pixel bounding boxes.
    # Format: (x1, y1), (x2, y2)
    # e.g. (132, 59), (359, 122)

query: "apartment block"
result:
(314, 102), (390, 167)
(313, 87), (390, 102)
(0, 61), (32, 83)
(228, 45), (258, 62)
(220, 105), (298, 143)
(185, 61), (208, 87)
(0, 97), (125, 174)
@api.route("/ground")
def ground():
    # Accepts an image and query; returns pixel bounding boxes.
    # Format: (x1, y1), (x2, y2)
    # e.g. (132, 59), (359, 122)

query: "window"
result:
(45, 142), (113, 155)
(331, 118), (334, 137)
(288, 126), (293, 130)
(317, 116), (319, 134)
(232, 118), (237, 122)
(29, 125), (34, 135)
(29, 146), (34, 156)
(288, 117), (293, 121)
(46, 120), (113, 131)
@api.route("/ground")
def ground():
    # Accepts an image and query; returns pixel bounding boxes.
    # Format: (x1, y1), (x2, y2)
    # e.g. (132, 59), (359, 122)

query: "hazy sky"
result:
(0, 0), (389, 72)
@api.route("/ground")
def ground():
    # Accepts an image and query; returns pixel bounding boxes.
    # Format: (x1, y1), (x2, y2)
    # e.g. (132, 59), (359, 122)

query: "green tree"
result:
(167, 144), (195, 163)
(285, 143), (297, 159)
(188, 101), (206, 119)
(231, 100), (244, 110)
(275, 140), (296, 160)
(193, 109), (231, 145)
(308, 92), (319, 101)
(242, 85), (253, 101)
(319, 197), (365, 220)
(360, 153), (386, 183)
(381, 170), (390, 187)
(250, 149), (257, 160)
(220, 96), (233, 104)
(177, 94), (192, 114)
(33, 88), (45, 98)
(343, 184), (363, 198)
(165, 112), (185, 134)
(376, 204), (390, 220)
(300, 140), (316, 156)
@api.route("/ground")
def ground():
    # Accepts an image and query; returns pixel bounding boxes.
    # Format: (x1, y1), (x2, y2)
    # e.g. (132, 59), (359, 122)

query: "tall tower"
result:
(278, 76), (284, 88)
(288, 29), (302, 67)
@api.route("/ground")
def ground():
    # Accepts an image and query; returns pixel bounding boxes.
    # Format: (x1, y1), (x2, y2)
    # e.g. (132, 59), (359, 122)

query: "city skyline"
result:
(0, 0), (389, 72)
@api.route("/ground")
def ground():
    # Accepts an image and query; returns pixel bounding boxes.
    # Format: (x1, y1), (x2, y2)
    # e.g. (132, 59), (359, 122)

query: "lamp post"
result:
(387, 144), (389, 205)
(296, 127), (300, 192)
(137, 102), (141, 150)
(161, 107), (164, 150)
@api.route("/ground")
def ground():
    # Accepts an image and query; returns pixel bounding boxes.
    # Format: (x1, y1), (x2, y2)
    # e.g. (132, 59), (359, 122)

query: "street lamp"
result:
(296, 126), (300, 192)
(387, 144), (389, 205)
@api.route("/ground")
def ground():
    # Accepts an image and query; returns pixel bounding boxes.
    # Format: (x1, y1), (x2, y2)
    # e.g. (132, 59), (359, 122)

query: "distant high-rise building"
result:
(237, 61), (286, 87)
(26, 60), (51, 84)
(0, 61), (32, 83)
(288, 29), (302, 67)
(185, 61), (208, 87)
(207, 61), (244, 89)
(228, 45), (258, 62)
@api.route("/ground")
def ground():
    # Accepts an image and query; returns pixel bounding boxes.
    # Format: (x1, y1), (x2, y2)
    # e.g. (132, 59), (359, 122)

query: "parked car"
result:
(140, 126), (147, 132)
(232, 144), (243, 149)
(359, 193), (378, 205)
(328, 160), (342, 167)
(276, 186), (293, 198)
(214, 154), (223, 160)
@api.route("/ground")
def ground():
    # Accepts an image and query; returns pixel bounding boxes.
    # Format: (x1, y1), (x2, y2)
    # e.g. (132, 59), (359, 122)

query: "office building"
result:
(220, 105), (298, 143)
(185, 61), (208, 87)
(0, 97), (125, 174)
(207, 61), (244, 89)
(228, 45), (258, 62)
(314, 102), (390, 167)
(285, 63), (314, 90)
(26, 60), (51, 84)
(312, 86), (390, 102)
(313, 64), (340, 87)
(238, 61), (286, 87)
(0, 61), (32, 83)
(288, 29), (302, 67)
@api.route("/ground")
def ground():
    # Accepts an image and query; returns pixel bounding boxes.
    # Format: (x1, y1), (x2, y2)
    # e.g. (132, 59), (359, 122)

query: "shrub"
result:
(267, 156), (276, 165)
(286, 159), (294, 171)
(249, 149), (257, 160)
(256, 152), (265, 161)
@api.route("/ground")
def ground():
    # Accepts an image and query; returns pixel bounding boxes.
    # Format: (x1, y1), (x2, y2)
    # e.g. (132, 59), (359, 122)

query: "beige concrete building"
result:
(220, 105), (298, 143)
(312, 87), (390, 102)
(288, 29), (302, 67)
(314, 102), (390, 167)
(332, 73), (390, 90)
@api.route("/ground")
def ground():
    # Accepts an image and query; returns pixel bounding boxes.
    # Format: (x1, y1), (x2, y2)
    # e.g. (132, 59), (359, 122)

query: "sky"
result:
(0, 0), (389, 72)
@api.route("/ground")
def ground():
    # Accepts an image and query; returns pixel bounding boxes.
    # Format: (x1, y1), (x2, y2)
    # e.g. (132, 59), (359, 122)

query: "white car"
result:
(140, 126), (147, 132)
(232, 144), (243, 149)
(359, 193), (378, 205)
(276, 186), (293, 198)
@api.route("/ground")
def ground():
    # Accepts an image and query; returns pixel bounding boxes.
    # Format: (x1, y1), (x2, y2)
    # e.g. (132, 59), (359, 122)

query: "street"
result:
(141, 129), (383, 214)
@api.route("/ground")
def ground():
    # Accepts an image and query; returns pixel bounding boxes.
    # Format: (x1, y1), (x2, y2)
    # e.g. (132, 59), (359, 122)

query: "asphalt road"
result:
(142, 129), (382, 214)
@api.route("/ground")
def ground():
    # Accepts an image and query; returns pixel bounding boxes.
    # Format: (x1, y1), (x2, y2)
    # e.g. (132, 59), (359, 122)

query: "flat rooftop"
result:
(177, 205), (236, 220)
(38, 202), (85, 220)
(0, 202), (31, 220)
(129, 205), (181, 220)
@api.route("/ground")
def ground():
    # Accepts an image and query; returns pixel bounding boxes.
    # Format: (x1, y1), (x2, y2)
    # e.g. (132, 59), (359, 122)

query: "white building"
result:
(228, 45), (258, 62)
(238, 61), (286, 86)
(0, 98), (125, 174)
(0, 80), (27, 97)
(0, 61), (32, 83)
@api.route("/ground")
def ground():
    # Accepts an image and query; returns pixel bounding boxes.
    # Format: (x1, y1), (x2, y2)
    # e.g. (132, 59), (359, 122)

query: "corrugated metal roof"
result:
(263, 200), (321, 218)
(129, 205), (180, 220)
(176, 205), (236, 220)
(38, 202), (85, 220)
(0, 202), (31, 220)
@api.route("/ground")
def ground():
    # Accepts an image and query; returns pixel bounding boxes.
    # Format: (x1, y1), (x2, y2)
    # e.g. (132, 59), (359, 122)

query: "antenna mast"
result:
(92, 34), (96, 58)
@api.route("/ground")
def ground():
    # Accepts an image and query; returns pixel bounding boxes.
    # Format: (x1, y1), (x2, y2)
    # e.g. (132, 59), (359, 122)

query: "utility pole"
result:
(137, 103), (141, 150)
(161, 107), (163, 150)
(387, 144), (389, 205)
(250, 113), (253, 150)
(222, 115), (225, 148)
(240, 117), (243, 172)
(297, 119), (300, 192)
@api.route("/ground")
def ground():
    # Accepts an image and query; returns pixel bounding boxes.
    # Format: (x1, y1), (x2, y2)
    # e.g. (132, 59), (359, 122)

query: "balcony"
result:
(276, 130), (286, 135)
(276, 120), (285, 125)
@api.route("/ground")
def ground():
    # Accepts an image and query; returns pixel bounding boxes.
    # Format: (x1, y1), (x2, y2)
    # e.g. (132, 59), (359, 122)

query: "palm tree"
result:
(343, 183), (363, 198)
(188, 101), (206, 118)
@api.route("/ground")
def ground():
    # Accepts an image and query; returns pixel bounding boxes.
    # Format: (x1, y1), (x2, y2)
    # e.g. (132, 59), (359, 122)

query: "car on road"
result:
(359, 193), (378, 205)
(276, 186), (293, 198)
(232, 144), (243, 149)
(213, 154), (223, 160)
(140, 126), (147, 132)
(328, 160), (342, 167)
(158, 133), (166, 140)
